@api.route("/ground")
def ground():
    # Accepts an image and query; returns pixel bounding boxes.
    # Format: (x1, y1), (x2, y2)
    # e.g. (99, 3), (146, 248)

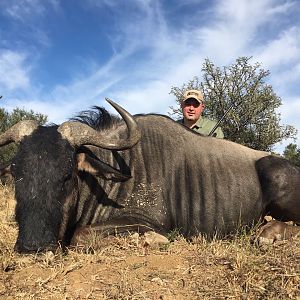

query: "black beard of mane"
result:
(70, 106), (122, 131)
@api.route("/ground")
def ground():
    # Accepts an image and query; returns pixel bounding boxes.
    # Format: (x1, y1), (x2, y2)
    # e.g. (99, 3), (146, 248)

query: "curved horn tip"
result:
(105, 97), (118, 108)
(105, 98), (133, 118)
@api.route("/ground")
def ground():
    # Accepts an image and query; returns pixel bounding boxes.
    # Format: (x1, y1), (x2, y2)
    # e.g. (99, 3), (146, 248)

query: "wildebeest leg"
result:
(256, 220), (300, 245)
(71, 217), (156, 246)
(256, 156), (300, 224)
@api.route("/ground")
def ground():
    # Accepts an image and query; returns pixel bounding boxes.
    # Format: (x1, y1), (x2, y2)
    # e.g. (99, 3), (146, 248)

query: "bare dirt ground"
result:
(0, 183), (299, 299)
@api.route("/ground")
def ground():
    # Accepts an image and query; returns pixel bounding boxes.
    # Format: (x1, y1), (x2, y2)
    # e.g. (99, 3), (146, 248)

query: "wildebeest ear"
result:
(76, 153), (131, 181)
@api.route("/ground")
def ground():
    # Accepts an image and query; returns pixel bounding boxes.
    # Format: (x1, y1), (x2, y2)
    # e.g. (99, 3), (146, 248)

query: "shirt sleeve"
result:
(215, 127), (224, 139)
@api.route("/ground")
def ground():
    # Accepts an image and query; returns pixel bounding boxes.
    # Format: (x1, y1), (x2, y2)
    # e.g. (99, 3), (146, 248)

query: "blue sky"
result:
(1, 0), (300, 152)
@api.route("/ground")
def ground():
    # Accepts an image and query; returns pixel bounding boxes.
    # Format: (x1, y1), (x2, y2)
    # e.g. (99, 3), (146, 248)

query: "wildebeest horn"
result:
(0, 120), (39, 147)
(58, 99), (141, 150)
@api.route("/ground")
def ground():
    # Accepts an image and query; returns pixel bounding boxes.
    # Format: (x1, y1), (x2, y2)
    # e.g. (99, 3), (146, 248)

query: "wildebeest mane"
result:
(70, 106), (122, 131)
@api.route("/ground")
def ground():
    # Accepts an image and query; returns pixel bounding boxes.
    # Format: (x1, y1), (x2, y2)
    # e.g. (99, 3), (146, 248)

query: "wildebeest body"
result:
(1, 101), (299, 252)
(103, 115), (267, 237)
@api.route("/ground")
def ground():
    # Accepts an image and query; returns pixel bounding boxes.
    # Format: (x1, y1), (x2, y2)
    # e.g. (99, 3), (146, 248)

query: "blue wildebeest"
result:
(0, 100), (299, 253)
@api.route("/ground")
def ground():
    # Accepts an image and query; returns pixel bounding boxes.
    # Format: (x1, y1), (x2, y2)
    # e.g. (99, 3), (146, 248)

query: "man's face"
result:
(182, 98), (204, 121)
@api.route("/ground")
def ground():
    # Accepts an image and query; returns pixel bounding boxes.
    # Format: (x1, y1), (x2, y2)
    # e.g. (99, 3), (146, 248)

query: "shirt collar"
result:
(192, 117), (204, 129)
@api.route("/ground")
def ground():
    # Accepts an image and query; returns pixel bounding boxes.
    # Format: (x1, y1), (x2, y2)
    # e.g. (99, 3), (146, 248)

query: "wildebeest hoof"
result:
(256, 220), (300, 245)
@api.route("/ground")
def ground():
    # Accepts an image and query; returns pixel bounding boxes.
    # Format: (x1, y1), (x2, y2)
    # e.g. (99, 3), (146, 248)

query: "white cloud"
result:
(86, 0), (119, 8)
(3, 0), (45, 21)
(253, 25), (300, 101)
(1, 0), (58, 22)
(193, 0), (298, 64)
(108, 81), (173, 115)
(256, 27), (300, 69)
(268, 0), (296, 15)
(278, 99), (300, 148)
(217, 0), (295, 22)
(3, 50), (133, 123)
(3, 98), (69, 125)
(0, 50), (30, 91)
(0, 1), (58, 52)
(279, 96), (300, 121)
(273, 96), (300, 152)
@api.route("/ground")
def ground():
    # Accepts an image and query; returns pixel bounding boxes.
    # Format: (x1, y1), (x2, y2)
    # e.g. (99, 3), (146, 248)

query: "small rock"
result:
(151, 277), (166, 286)
(44, 251), (55, 266)
(129, 232), (140, 246)
(143, 231), (169, 248)
(264, 215), (273, 222)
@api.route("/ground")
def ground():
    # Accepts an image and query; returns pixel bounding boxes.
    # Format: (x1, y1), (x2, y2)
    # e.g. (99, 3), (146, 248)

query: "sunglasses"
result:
(183, 99), (202, 107)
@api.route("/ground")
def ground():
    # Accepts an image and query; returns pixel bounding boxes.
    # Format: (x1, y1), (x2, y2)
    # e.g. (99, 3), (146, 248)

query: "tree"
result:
(0, 107), (47, 164)
(283, 143), (300, 167)
(169, 57), (297, 151)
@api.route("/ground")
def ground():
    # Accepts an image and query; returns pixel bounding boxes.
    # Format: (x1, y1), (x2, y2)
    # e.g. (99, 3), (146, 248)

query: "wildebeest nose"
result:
(14, 242), (55, 254)
(14, 242), (30, 253)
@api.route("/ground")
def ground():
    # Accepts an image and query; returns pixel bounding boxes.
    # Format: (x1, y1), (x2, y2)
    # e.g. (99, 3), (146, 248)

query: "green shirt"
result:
(178, 117), (224, 139)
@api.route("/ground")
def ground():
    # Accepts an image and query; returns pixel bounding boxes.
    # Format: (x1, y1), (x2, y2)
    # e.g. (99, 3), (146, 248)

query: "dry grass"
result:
(0, 183), (299, 299)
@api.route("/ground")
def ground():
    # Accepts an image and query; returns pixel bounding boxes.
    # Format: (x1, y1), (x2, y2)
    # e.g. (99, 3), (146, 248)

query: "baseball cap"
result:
(182, 89), (204, 103)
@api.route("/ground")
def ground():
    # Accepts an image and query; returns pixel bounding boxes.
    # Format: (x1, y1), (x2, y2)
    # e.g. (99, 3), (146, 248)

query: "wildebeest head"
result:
(0, 100), (140, 253)
(12, 126), (76, 253)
